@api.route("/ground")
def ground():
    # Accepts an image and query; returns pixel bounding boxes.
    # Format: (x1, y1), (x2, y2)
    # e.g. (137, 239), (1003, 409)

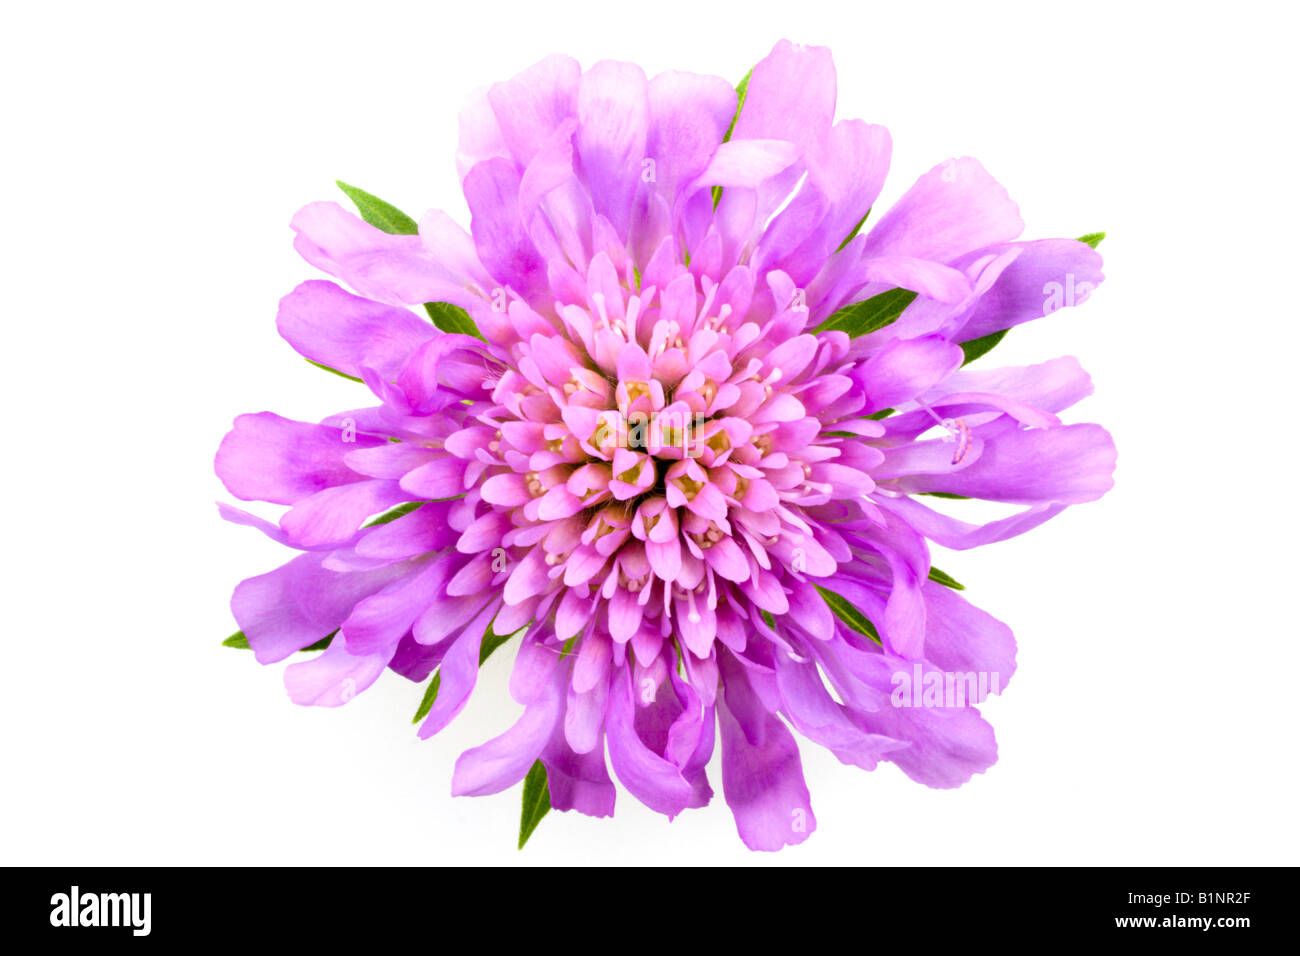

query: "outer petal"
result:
(925, 356), (1094, 415)
(880, 495), (1069, 550)
(688, 139), (800, 190)
(215, 412), (380, 505)
(950, 239), (1105, 342)
(231, 553), (410, 664)
(774, 649), (904, 770)
(464, 158), (546, 296)
(901, 423), (1117, 504)
(283, 637), (393, 707)
(920, 581), (1017, 698)
(718, 696), (816, 851)
(809, 120), (891, 252)
(646, 71), (736, 202)
(487, 54), (581, 168)
(451, 668), (565, 797)
(280, 478), (414, 549)
(856, 694), (1000, 789)
(858, 256), (972, 304)
(291, 202), (478, 307)
(861, 157), (1023, 264)
(857, 335), (964, 413)
(417, 603), (492, 738)
(576, 60), (649, 238)
(456, 85), (510, 182)
(732, 39), (836, 159)
(605, 670), (693, 817)
(542, 728), (617, 817)
(276, 280), (434, 380)
(339, 559), (445, 656)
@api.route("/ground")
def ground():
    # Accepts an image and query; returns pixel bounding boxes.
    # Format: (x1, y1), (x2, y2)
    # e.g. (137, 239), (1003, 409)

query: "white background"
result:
(2, 0), (1297, 865)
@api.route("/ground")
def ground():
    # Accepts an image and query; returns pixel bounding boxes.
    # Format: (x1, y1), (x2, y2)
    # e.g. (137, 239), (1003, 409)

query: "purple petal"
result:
(417, 603), (493, 738)
(858, 335), (964, 413)
(283, 638), (393, 707)
(576, 59), (649, 238)
(464, 158), (546, 296)
(215, 412), (380, 505)
(232, 553), (408, 664)
(951, 238), (1105, 342)
(291, 202), (477, 307)
(881, 495), (1069, 550)
(862, 157), (1024, 263)
(452, 668), (565, 796)
(689, 139), (800, 190)
(732, 40), (836, 160)
(921, 581), (1017, 698)
(276, 280), (433, 380)
(280, 479), (414, 549)
(605, 670), (693, 817)
(487, 54), (581, 168)
(718, 696), (816, 851)
(542, 726), (616, 817)
(646, 70), (736, 202)
(902, 423), (1116, 504)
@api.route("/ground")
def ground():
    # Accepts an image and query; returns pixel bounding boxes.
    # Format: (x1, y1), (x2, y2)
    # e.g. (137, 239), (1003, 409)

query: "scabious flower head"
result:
(217, 40), (1115, 850)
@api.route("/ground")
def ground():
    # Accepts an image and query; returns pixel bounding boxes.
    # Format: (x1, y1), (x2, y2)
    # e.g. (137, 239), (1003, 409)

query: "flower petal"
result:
(718, 695), (816, 851)
(862, 157), (1023, 263)
(277, 280), (434, 380)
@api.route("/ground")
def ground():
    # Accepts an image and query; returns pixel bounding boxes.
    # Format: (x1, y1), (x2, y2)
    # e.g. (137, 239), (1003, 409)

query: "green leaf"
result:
(1077, 231), (1106, 250)
(927, 566), (965, 591)
(306, 359), (363, 383)
(412, 672), (441, 724)
(301, 632), (336, 652)
(223, 630), (335, 652)
(723, 68), (752, 144)
(424, 301), (482, 338)
(814, 585), (882, 644)
(814, 287), (918, 337)
(518, 760), (551, 850)
(866, 408), (895, 420)
(363, 501), (425, 528)
(959, 328), (1007, 366)
(714, 69), (754, 207)
(835, 207), (871, 253)
(412, 621), (521, 724)
(336, 180), (419, 235)
(919, 491), (970, 500)
(478, 628), (515, 666)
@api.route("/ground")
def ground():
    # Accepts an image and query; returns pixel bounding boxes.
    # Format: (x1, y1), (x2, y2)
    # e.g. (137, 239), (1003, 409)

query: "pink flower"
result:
(217, 40), (1115, 850)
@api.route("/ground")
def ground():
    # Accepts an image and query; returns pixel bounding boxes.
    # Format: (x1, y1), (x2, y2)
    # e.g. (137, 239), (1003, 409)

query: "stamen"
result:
(591, 292), (610, 328)
(914, 398), (973, 465)
(685, 587), (701, 624)
(625, 295), (643, 340)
